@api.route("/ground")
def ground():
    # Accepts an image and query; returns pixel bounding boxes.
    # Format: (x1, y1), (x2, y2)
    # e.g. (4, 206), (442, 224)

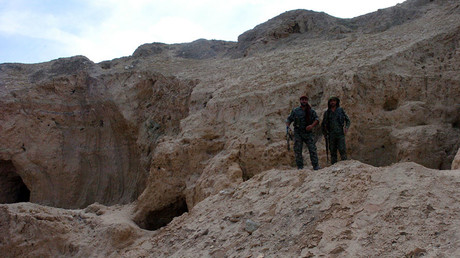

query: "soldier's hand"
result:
(306, 125), (313, 131)
(344, 127), (348, 135)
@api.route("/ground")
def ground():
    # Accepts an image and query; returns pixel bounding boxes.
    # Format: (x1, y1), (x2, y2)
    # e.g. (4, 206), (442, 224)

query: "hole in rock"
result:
(0, 160), (30, 203)
(453, 120), (460, 129)
(137, 197), (188, 231)
(383, 97), (399, 111)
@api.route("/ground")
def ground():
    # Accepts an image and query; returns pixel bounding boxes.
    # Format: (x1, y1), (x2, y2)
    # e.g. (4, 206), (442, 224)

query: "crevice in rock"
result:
(135, 197), (188, 231)
(241, 165), (252, 181)
(0, 160), (30, 203)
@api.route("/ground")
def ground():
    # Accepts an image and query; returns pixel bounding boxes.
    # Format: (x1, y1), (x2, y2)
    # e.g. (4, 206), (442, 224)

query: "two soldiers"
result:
(286, 95), (350, 170)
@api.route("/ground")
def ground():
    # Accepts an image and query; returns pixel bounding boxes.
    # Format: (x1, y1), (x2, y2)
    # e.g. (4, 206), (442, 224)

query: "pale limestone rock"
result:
(2, 161), (460, 257)
(0, 59), (196, 208)
(133, 0), (460, 221)
(0, 0), (460, 256)
(1, 0), (459, 217)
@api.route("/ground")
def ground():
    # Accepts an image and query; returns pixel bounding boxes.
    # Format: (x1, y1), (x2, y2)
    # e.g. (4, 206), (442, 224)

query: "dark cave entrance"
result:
(0, 160), (30, 203)
(136, 197), (189, 231)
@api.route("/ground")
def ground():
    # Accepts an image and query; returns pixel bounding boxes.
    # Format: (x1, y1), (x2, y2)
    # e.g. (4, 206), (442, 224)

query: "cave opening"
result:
(136, 197), (189, 231)
(383, 97), (399, 111)
(0, 160), (30, 203)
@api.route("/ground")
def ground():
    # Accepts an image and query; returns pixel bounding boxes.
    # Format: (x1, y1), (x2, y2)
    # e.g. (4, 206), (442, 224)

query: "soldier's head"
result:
(328, 97), (340, 108)
(300, 95), (308, 106)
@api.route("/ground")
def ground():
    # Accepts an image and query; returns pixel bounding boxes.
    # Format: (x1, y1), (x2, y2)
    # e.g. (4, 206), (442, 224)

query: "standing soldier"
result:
(286, 95), (321, 170)
(321, 97), (351, 164)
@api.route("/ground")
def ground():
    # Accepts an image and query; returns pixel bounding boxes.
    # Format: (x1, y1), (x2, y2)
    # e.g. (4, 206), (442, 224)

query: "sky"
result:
(0, 0), (405, 64)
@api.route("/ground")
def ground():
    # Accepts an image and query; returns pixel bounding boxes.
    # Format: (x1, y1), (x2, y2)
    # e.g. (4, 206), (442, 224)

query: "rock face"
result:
(132, 0), (460, 224)
(0, 56), (197, 208)
(0, 0), (460, 255)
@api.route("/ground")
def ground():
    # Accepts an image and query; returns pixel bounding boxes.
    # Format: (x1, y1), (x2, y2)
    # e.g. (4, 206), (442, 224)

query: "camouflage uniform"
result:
(286, 106), (320, 169)
(322, 98), (351, 164)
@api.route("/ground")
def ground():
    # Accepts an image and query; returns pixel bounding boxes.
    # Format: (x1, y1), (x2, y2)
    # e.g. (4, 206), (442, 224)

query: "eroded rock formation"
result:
(0, 57), (197, 208)
(0, 0), (459, 256)
(1, 161), (460, 257)
(132, 0), (460, 223)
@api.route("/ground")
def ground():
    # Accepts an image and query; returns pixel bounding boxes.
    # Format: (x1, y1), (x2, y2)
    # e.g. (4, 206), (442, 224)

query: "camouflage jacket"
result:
(321, 107), (350, 135)
(286, 106), (319, 133)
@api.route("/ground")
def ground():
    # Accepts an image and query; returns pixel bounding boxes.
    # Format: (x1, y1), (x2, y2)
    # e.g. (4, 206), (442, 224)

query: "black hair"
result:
(328, 97), (340, 109)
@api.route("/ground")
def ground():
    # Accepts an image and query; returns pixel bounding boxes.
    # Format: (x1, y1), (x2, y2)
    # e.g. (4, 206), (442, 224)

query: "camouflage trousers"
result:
(294, 131), (319, 169)
(329, 133), (347, 164)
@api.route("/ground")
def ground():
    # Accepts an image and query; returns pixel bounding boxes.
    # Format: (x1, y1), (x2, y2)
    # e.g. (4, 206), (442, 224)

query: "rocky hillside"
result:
(0, 0), (460, 256)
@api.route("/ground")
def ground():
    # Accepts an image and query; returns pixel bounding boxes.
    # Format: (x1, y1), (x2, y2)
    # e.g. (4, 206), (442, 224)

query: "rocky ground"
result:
(1, 161), (460, 257)
(1, 0), (460, 256)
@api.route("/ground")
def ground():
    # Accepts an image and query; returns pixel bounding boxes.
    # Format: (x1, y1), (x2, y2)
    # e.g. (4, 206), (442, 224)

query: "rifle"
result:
(321, 116), (330, 165)
(286, 127), (293, 151)
(324, 134), (330, 164)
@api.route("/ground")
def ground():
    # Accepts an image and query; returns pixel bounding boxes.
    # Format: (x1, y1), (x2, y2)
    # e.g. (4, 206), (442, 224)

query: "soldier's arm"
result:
(311, 110), (320, 127)
(306, 110), (319, 131)
(311, 119), (319, 127)
(321, 111), (327, 127)
(321, 110), (329, 135)
(343, 109), (351, 129)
